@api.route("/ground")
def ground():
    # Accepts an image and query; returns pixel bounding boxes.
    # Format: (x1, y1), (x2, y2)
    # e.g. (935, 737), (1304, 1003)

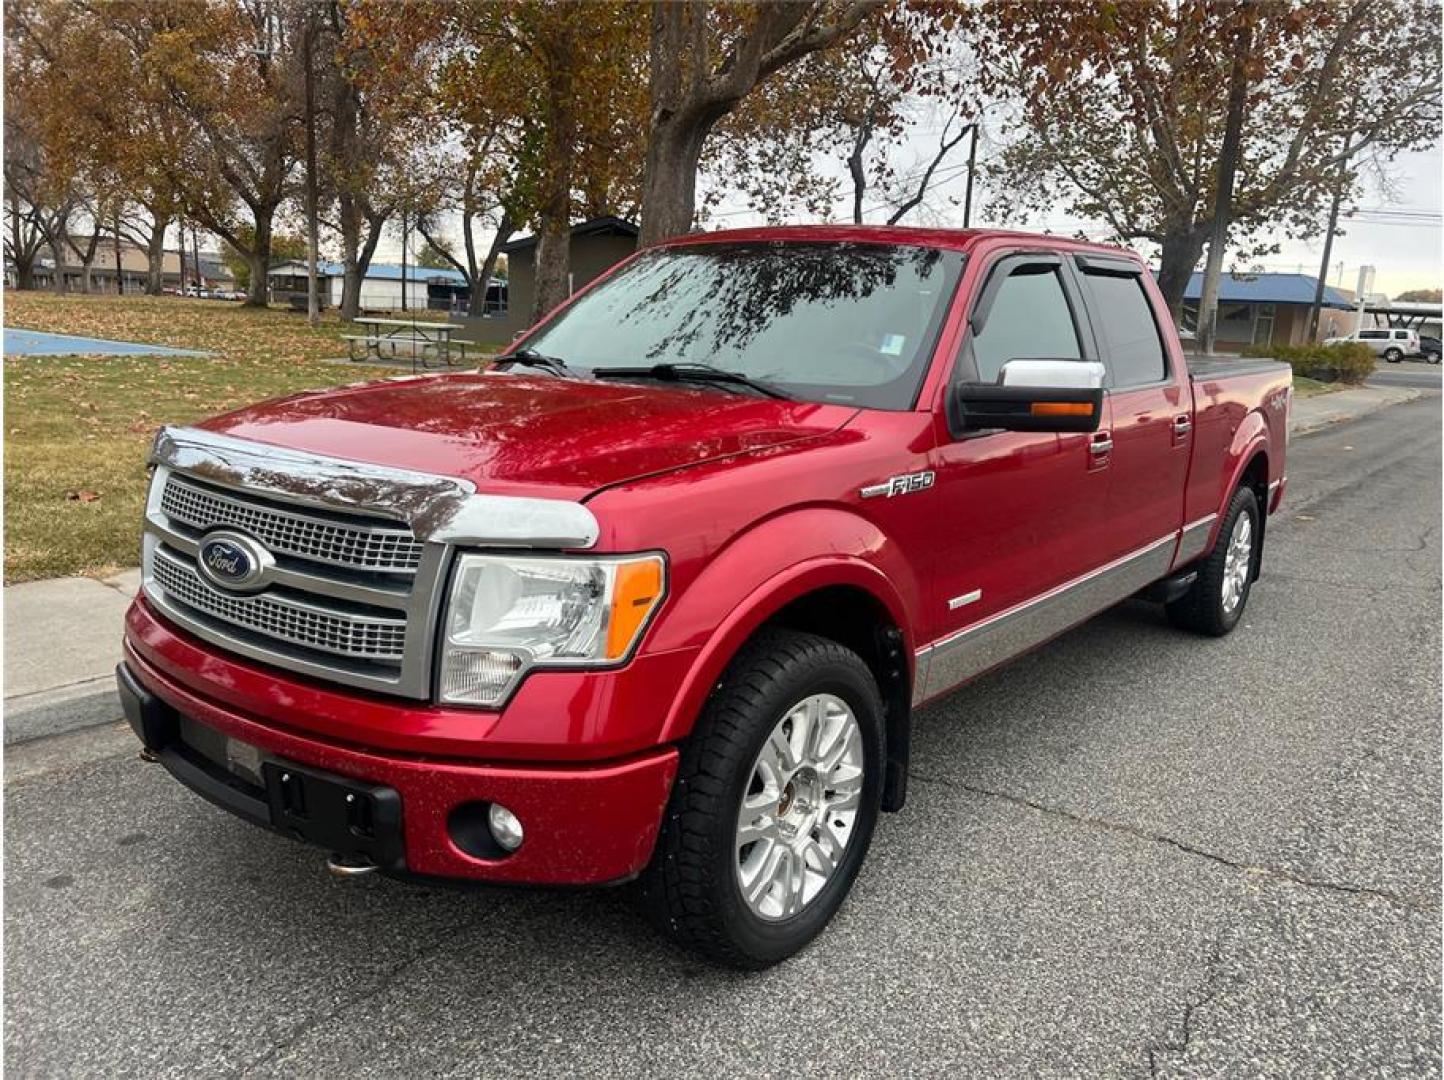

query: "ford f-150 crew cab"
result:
(118, 226), (1291, 968)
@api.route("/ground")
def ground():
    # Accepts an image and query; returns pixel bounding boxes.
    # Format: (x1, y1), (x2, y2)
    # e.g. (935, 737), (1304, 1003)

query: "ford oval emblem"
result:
(196, 530), (273, 593)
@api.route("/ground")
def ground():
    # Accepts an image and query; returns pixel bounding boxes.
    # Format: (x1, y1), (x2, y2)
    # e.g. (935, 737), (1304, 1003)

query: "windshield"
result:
(520, 242), (964, 409)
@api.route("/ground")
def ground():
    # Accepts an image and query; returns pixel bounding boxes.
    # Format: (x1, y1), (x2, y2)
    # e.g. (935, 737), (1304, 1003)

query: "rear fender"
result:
(654, 509), (918, 746)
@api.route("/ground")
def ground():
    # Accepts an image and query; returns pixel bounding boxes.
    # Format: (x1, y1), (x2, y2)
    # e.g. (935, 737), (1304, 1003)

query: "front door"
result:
(919, 252), (1114, 701)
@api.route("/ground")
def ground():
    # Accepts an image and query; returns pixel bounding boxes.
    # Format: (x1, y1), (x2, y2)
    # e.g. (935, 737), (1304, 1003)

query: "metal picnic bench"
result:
(342, 317), (480, 371)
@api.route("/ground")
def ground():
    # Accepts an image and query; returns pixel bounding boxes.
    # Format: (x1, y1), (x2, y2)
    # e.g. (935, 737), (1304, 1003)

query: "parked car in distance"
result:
(1325, 326), (1420, 363)
(118, 226), (1291, 968)
(1418, 335), (1441, 364)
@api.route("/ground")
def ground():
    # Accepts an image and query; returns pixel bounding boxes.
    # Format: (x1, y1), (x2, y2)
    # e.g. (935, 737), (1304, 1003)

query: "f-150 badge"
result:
(860, 470), (936, 499)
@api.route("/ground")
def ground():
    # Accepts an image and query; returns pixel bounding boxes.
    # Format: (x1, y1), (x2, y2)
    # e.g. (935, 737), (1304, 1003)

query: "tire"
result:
(1166, 486), (1260, 636)
(1384, 347), (1403, 363)
(641, 628), (885, 969)
(1427, 352), (1441, 365)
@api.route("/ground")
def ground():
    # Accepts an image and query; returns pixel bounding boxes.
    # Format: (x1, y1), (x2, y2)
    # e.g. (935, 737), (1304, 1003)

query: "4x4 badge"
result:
(860, 470), (936, 499)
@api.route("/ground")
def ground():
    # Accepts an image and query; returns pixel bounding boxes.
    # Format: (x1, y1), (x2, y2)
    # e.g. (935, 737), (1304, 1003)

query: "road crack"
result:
(1144, 933), (1227, 1077)
(229, 903), (491, 1078)
(911, 772), (1437, 912)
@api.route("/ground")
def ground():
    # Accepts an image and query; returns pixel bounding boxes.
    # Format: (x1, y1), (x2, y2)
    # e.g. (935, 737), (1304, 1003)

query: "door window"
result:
(1081, 270), (1168, 385)
(1359, 329), (1387, 340)
(971, 267), (1081, 383)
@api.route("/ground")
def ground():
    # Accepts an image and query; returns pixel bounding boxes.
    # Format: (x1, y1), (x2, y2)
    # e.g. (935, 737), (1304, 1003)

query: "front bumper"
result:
(119, 646), (679, 885)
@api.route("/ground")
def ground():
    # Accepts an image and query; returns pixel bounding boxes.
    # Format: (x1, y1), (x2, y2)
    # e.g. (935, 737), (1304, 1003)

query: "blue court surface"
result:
(3, 327), (209, 357)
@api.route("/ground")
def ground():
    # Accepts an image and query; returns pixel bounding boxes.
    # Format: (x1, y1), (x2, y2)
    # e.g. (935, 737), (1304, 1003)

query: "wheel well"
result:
(1239, 451), (1268, 579)
(764, 586), (911, 812)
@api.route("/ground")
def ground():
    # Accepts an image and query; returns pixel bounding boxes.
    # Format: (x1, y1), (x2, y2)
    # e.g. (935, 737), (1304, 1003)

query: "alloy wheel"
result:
(1221, 511), (1253, 615)
(734, 693), (865, 921)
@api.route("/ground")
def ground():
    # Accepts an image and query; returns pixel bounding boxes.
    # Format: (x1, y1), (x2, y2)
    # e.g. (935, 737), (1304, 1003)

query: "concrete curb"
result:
(4, 675), (121, 746)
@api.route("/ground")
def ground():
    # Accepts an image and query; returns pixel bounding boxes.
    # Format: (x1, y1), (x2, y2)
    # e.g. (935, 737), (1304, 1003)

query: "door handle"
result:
(1088, 434), (1114, 455)
(1172, 415), (1192, 434)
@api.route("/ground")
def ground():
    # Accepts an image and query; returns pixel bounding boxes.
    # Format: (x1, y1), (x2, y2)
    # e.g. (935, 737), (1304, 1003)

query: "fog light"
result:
(488, 803), (524, 852)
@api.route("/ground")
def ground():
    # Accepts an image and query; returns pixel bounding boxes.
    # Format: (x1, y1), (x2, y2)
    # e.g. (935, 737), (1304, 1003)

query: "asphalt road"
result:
(6, 395), (1441, 1077)
(1368, 358), (1443, 391)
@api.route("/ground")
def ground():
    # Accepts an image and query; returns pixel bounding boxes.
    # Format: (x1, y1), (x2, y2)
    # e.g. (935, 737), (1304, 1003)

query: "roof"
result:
(664, 224), (1154, 260)
(267, 260), (468, 285)
(500, 216), (640, 254)
(1178, 270), (1353, 309)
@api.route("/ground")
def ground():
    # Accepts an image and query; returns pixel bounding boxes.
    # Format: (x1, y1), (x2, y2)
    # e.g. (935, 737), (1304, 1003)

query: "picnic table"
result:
(343, 317), (478, 371)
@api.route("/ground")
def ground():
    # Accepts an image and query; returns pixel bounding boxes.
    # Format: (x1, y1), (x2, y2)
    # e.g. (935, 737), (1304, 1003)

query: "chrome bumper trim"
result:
(152, 426), (600, 550)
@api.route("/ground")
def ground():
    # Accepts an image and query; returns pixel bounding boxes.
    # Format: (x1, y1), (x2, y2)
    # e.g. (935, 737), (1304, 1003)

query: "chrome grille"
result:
(151, 547), (407, 662)
(161, 473), (423, 573)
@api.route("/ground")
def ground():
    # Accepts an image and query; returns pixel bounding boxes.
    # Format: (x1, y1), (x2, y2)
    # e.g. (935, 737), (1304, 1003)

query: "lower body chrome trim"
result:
(1174, 513), (1218, 566)
(913, 534), (1176, 705)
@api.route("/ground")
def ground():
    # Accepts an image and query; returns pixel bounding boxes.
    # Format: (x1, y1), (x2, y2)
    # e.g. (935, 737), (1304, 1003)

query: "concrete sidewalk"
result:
(4, 570), (138, 744)
(2, 382), (1432, 747)
(1290, 384), (1424, 437)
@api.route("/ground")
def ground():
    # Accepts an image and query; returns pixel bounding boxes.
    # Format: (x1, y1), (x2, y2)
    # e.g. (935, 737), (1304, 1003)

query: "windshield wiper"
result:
(493, 347), (581, 378)
(592, 363), (792, 400)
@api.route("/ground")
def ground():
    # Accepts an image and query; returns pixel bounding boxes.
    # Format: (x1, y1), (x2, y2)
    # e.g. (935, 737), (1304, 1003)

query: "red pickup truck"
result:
(119, 226), (1290, 967)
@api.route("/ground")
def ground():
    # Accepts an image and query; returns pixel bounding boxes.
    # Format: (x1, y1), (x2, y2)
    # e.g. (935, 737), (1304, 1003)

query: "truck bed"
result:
(1187, 355), (1291, 381)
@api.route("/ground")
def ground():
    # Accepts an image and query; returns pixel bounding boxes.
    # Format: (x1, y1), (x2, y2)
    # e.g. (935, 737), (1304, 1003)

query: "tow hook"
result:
(326, 853), (379, 878)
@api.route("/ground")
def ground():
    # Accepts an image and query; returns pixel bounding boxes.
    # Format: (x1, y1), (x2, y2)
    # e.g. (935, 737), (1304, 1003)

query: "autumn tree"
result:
(976, 0), (1441, 318)
(105, 0), (304, 306)
(639, 0), (883, 244)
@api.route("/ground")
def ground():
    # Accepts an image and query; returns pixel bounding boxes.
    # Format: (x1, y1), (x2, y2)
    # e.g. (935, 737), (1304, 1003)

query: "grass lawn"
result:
(4, 292), (424, 582)
(1292, 375), (1345, 398)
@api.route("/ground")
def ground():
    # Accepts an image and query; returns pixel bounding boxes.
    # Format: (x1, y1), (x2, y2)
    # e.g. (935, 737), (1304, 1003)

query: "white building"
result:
(267, 260), (477, 313)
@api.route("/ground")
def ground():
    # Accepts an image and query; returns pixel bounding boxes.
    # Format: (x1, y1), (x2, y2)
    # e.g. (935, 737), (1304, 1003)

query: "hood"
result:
(200, 372), (856, 500)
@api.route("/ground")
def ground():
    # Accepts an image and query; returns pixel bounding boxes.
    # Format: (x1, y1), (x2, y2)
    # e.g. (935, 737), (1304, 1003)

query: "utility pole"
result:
(303, 6), (320, 326)
(1197, 3), (1253, 356)
(1307, 98), (1360, 343)
(963, 123), (978, 229)
(112, 209), (123, 295)
(192, 223), (201, 293)
(400, 208), (409, 313)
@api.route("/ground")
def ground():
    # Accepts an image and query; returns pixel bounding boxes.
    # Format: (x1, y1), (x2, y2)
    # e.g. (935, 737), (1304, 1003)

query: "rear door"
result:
(1071, 255), (1189, 563)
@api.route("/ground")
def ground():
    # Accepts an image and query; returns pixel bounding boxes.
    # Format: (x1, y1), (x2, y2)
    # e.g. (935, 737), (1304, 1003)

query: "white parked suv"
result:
(1326, 327), (1420, 363)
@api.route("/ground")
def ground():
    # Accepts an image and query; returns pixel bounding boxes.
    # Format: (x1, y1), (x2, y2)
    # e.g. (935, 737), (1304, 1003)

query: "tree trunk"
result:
(639, 112), (714, 245)
(467, 212), (514, 318)
(340, 210), (386, 321)
(15, 254), (35, 290)
(48, 236), (67, 294)
(532, 208), (570, 322)
(1155, 228), (1207, 323)
(244, 213), (272, 307)
(145, 217), (167, 295)
(1197, 8), (1253, 355)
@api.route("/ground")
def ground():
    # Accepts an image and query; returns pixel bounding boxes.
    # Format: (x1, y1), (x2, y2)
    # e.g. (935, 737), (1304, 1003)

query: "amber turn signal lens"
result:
(1030, 401), (1095, 417)
(606, 557), (665, 659)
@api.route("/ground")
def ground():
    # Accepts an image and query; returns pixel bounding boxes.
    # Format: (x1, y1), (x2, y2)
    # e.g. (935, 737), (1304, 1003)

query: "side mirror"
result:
(952, 359), (1106, 434)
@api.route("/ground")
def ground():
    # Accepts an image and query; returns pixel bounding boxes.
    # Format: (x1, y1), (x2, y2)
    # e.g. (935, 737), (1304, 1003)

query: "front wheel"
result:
(1166, 486), (1260, 636)
(642, 629), (884, 969)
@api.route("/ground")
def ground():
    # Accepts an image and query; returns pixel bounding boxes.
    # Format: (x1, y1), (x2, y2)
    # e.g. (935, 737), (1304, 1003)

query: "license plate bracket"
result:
(261, 761), (404, 870)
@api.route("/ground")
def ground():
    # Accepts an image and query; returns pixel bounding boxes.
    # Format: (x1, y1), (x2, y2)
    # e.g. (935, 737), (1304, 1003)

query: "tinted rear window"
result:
(1081, 271), (1167, 386)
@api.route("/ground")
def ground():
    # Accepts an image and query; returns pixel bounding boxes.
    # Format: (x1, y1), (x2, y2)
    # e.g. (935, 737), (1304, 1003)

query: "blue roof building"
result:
(266, 259), (495, 313)
(1170, 270), (1357, 349)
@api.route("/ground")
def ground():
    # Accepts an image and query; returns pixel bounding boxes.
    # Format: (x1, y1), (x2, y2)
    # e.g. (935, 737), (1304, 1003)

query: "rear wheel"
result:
(1384, 347), (1403, 363)
(1166, 486), (1260, 636)
(642, 628), (884, 969)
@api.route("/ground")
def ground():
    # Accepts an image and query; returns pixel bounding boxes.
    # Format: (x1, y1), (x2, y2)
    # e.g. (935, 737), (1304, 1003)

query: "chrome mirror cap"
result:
(999, 359), (1107, 390)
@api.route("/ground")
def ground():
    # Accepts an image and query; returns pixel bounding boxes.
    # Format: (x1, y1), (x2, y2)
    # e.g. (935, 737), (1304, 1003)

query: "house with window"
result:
(1176, 271), (1355, 350)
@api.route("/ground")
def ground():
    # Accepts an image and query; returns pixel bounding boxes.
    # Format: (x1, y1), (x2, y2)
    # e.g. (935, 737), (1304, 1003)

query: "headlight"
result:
(438, 552), (666, 706)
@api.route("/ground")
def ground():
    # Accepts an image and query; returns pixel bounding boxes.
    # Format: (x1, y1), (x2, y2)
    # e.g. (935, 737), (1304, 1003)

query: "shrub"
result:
(1241, 341), (1374, 384)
